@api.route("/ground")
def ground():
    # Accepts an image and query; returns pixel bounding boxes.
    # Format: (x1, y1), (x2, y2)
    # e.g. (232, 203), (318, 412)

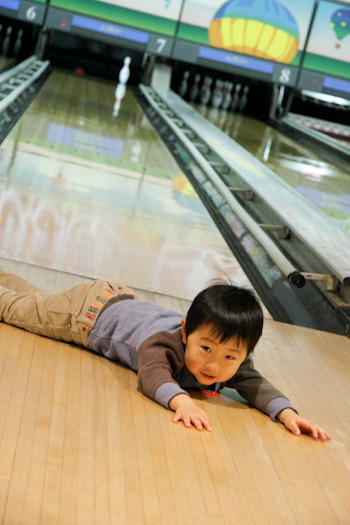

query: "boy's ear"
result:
(181, 318), (187, 345)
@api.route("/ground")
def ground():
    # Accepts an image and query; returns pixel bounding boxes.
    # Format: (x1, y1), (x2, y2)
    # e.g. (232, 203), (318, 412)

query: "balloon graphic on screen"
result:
(209, 0), (299, 64)
(331, 8), (350, 48)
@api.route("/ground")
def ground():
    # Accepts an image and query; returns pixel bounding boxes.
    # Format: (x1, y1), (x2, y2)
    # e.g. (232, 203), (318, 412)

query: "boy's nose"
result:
(206, 361), (219, 373)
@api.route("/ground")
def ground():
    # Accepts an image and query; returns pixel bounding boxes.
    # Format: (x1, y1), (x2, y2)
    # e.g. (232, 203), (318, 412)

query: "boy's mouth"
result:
(199, 372), (216, 382)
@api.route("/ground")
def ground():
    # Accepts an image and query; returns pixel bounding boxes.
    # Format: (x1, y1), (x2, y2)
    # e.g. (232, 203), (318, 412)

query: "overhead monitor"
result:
(46, 0), (183, 57)
(172, 0), (316, 87)
(298, 0), (350, 99)
(0, 0), (47, 24)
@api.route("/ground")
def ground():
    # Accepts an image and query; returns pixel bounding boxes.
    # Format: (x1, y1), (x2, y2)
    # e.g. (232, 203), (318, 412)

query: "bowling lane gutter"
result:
(165, 89), (350, 283)
(140, 84), (297, 282)
(274, 114), (350, 168)
(0, 56), (50, 113)
(0, 55), (51, 143)
(140, 85), (350, 285)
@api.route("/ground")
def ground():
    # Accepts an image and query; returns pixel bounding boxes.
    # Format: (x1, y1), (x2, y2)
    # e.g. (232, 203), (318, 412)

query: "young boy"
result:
(0, 269), (330, 440)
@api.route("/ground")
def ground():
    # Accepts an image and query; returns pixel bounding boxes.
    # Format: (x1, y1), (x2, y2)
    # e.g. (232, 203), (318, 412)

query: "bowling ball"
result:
(74, 67), (86, 75)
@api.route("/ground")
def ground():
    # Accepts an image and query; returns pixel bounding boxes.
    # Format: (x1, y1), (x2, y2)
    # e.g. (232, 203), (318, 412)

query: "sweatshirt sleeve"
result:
(226, 356), (297, 421)
(137, 331), (189, 409)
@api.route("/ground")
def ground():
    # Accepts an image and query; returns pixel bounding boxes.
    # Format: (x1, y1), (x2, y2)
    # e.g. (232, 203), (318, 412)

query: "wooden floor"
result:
(1, 69), (350, 524)
(1, 261), (350, 525)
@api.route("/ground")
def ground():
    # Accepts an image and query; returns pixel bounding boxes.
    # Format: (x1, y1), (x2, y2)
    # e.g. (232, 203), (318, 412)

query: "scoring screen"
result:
(172, 0), (316, 85)
(48, 0), (183, 37)
(177, 0), (316, 66)
(303, 0), (350, 81)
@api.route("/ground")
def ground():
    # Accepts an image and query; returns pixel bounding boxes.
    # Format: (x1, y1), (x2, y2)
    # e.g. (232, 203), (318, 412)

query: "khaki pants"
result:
(0, 270), (137, 347)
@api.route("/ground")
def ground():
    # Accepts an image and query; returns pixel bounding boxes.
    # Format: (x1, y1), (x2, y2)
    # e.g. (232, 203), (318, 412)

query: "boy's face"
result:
(181, 320), (248, 385)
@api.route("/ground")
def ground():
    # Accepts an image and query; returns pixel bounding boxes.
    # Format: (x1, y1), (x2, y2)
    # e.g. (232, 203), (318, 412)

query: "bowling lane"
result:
(0, 70), (251, 300)
(196, 106), (350, 235)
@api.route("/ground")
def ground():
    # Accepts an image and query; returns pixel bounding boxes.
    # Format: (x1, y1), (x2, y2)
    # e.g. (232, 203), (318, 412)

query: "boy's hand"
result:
(169, 394), (212, 432)
(278, 408), (331, 441)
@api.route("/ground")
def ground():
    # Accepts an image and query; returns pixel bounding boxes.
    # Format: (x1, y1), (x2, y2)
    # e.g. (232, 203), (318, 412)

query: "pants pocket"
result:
(47, 293), (73, 327)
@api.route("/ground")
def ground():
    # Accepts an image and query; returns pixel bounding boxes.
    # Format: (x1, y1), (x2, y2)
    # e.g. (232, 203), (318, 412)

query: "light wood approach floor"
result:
(0, 259), (350, 525)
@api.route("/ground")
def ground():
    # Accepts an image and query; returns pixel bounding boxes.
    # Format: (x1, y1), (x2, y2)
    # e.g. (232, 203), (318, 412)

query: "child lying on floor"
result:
(0, 269), (330, 440)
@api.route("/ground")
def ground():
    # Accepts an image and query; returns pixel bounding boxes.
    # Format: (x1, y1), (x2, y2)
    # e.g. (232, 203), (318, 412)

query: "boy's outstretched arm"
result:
(277, 408), (331, 441)
(169, 394), (212, 432)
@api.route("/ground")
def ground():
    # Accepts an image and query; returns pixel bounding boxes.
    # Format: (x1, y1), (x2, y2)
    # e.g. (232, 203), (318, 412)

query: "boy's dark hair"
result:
(185, 284), (263, 354)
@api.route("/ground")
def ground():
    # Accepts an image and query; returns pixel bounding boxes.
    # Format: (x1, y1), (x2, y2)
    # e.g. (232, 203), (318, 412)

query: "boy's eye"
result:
(201, 346), (211, 353)
(226, 355), (236, 361)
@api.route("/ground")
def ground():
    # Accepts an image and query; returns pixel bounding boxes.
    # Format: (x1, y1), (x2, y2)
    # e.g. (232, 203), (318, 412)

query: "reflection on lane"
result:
(0, 71), (250, 298)
(5, 70), (182, 180)
(195, 105), (350, 234)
